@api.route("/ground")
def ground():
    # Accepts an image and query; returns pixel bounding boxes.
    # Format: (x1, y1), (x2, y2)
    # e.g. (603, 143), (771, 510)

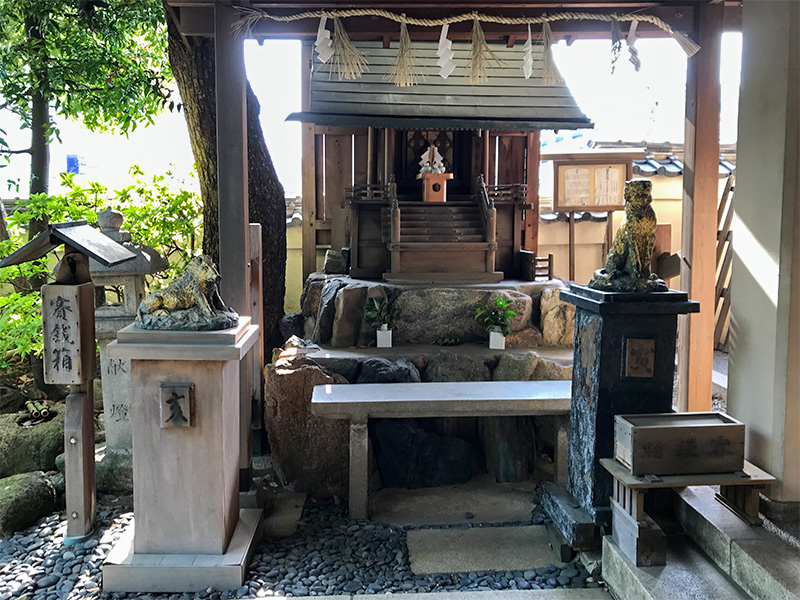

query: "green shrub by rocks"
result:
(0, 471), (57, 536)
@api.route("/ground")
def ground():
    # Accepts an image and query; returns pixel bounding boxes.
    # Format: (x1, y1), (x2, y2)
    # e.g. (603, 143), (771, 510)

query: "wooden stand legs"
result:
(63, 384), (96, 544)
(717, 484), (763, 525)
(610, 475), (666, 567)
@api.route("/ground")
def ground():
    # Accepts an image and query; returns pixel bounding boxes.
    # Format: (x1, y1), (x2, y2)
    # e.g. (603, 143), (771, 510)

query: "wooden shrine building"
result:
(288, 41), (592, 282)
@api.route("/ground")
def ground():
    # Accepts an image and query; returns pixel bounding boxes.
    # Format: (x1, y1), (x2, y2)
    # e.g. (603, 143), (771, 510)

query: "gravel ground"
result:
(0, 496), (602, 600)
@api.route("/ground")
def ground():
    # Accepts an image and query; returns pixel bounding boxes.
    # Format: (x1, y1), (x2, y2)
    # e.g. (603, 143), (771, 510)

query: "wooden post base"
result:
(64, 386), (96, 543)
(717, 484), (763, 525)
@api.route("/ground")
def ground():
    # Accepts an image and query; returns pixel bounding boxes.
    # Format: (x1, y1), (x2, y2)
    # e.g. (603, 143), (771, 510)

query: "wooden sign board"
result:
(42, 282), (96, 385)
(549, 154), (636, 212)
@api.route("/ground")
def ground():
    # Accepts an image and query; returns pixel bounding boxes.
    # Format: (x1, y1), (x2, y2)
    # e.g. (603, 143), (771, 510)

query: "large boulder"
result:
(311, 279), (350, 344)
(356, 358), (421, 383)
(492, 353), (540, 381)
(94, 448), (133, 495)
(531, 356), (573, 381)
(0, 387), (27, 414)
(300, 273), (329, 318)
(0, 411), (65, 478)
(505, 327), (543, 349)
(540, 288), (576, 346)
(264, 358), (349, 497)
(392, 288), (532, 344)
(370, 419), (481, 488)
(279, 313), (305, 342)
(331, 283), (369, 347)
(0, 471), (57, 536)
(423, 350), (492, 382)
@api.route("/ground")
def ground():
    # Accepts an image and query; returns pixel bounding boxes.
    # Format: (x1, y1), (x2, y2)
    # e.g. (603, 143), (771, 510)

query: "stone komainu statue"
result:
(135, 255), (239, 331)
(589, 179), (668, 293)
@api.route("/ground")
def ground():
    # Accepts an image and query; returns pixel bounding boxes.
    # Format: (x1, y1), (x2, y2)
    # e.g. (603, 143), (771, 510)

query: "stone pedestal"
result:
(541, 285), (698, 548)
(102, 318), (263, 592)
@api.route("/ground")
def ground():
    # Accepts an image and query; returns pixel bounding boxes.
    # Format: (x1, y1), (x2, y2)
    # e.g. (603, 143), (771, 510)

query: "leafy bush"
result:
(0, 168), (202, 369)
(474, 295), (515, 336)
(363, 297), (396, 330)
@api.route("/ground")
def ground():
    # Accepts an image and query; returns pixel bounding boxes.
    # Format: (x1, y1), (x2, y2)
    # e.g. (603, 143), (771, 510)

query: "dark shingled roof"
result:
(288, 41), (593, 131)
(633, 155), (736, 178)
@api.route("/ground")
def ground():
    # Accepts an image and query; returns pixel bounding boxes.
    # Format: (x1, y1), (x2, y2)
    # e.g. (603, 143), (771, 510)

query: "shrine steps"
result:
(384, 270), (504, 283)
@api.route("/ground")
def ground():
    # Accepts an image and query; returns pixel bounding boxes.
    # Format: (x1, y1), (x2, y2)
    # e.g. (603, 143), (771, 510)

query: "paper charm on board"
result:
(522, 24), (534, 79)
(315, 16), (334, 63)
(436, 24), (456, 79)
(627, 21), (641, 71)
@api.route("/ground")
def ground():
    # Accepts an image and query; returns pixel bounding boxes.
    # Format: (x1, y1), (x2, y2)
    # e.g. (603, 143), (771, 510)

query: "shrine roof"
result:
(287, 41), (593, 131)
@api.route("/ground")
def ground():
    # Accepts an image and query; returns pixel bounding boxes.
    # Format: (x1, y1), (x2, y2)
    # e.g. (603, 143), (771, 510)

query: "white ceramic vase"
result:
(377, 324), (392, 348)
(488, 327), (505, 350)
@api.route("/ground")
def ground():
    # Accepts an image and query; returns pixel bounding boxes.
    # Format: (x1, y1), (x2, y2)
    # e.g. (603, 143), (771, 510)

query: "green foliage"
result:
(0, 168), (202, 368)
(363, 297), (396, 330)
(474, 295), (515, 336)
(435, 336), (462, 346)
(0, 0), (172, 140)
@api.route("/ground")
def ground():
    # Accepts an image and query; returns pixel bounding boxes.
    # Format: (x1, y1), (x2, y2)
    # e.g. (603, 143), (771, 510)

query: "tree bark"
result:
(166, 10), (286, 350)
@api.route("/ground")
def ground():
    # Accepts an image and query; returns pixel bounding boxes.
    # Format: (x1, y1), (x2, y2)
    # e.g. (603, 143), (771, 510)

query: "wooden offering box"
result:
(614, 412), (744, 476)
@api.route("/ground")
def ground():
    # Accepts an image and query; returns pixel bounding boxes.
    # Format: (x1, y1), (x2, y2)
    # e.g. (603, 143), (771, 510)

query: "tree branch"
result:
(1, 148), (32, 155)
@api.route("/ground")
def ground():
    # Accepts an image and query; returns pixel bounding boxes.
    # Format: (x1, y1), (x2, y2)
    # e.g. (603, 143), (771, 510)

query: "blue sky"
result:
(0, 33), (742, 199)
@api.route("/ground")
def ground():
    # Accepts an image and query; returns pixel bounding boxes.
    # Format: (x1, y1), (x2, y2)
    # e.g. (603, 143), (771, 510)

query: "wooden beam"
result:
(677, 2), (723, 413)
(525, 130), (540, 251)
(301, 44), (317, 278)
(215, 2), (252, 492)
(215, 2), (250, 316)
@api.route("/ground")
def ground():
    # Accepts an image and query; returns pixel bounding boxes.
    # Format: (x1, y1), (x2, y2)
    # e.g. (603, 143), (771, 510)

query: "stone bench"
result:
(311, 380), (572, 519)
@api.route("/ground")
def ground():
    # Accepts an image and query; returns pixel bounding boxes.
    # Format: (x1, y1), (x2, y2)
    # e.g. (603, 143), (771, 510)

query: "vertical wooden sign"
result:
(42, 282), (96, 385)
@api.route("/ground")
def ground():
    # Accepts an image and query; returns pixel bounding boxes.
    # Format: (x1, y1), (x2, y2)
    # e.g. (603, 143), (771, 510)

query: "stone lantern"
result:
(89, 208), (168, 490)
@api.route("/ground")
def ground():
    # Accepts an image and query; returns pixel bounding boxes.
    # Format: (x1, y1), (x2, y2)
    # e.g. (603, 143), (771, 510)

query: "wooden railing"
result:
(478, 175), (498, 273)
(347, 179), (397, 205)
(714, 173), (735, 350)
(485, 183), (528, 205)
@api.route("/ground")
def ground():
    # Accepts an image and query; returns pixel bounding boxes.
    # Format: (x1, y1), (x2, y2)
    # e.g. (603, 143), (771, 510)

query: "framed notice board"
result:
(550, 154), (636, 212)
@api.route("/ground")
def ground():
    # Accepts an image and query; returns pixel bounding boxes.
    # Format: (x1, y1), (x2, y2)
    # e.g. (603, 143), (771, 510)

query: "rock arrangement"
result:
(0, 496), (601, 600)
(288, 274), (575, 349)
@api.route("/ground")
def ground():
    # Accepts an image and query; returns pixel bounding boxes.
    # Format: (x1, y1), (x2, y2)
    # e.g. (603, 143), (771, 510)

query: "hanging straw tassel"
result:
(610, 17), (624, 74)
(672, 29), (701, 57)
(541, 21), (563, 86)
(469, 16), (493, 84)
(331, 16), (367, 80)
(386, 19), (418, 87)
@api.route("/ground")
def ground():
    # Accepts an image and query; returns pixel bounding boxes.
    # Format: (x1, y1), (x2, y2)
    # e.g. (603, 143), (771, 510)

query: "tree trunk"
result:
(165, 11), (286, 350)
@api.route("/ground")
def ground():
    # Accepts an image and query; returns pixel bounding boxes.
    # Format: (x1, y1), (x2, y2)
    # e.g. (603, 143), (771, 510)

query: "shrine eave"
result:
(286, 112), (593, 132)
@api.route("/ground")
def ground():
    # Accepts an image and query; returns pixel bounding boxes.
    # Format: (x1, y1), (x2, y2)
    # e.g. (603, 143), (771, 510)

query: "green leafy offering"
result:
(474, 295), (515, 336)
(363, 297), (396, 330)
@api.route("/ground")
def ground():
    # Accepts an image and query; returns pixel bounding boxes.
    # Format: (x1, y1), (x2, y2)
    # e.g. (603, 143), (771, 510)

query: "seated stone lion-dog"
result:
(589, 179), (668, 293)
(135, 255), (239, 331)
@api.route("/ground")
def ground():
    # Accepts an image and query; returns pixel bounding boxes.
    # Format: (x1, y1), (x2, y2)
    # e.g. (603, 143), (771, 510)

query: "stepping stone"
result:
(263, 492), (307, 538)
(406, 525), (563, 575)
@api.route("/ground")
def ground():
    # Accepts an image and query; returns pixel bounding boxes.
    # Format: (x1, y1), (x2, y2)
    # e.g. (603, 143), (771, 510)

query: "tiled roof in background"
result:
(632, 155), (736, 178)
(285, 196), (302, 226)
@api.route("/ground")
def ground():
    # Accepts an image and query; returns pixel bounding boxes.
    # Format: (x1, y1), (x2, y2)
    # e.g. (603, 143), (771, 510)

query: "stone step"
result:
(401, 234), (485, 242)
(401, 207), (480, 214)
(602, 534), (751, 600)
(674, 486), (800, 600)
(401, 219), (483, 227)
(401, 227), (485, 236)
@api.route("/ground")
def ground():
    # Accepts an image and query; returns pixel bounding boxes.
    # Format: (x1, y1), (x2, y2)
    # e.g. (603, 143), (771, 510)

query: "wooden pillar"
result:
(215, 2), (252, 488)
(525, 131), (541, 251)
(483, 130), (491, 182)
(301, 44), (317, 279)
(677, 3), (723, 412)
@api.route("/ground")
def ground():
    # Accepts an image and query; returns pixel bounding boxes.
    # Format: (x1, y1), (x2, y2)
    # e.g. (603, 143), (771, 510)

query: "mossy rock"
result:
(0, 411), (65, 478)
(0, 471), (57, 536)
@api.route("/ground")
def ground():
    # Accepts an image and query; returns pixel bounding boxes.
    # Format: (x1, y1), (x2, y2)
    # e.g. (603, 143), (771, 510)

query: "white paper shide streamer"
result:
(315, 16), (334, 63)
(522, 24), (534, 79)
(627, 21), (641, 71)
(436, 24), (456, 78)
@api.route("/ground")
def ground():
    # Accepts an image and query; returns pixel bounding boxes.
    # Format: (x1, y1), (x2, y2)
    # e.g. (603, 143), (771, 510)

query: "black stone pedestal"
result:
(541, 285), (699, 549)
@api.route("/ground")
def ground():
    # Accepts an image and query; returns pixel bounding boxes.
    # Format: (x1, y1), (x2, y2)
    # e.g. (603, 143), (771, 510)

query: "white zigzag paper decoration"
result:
(315, 16), (334, 63)
(627, 20), (641, 71)
(522, 24), (534, 79)
(436, 24), (456, 79)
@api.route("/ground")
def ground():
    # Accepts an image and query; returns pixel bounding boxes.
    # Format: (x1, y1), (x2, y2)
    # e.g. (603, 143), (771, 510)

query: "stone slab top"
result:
(116, 316), (252, 345)
(107, 322), (259, 362)
(561, 285), (701, 315)
(311, 380), (571, 420)
(600, 458), (776, 489)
